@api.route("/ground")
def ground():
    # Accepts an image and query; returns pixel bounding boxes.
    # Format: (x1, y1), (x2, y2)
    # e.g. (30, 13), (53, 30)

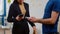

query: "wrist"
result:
(36, 18), (40, 23)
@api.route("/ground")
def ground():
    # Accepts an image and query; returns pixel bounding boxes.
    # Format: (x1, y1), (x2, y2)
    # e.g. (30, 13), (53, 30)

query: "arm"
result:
(7, 4), (17, 22)
(37, 1), (60, 24)
(37, 11), (59, 24)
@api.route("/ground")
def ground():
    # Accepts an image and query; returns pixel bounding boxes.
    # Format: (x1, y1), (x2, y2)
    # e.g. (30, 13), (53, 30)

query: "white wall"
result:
(58, 18), (60, 33)
(0, 0), (4, 15)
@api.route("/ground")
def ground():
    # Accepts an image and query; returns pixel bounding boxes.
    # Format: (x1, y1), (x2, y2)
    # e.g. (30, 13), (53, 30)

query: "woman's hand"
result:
(33, 26), (37, 34)
(16, 15), (23, 21)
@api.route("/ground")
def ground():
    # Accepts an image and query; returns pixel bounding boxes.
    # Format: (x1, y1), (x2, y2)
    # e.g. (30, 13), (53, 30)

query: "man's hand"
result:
(28, 17), (38, 23)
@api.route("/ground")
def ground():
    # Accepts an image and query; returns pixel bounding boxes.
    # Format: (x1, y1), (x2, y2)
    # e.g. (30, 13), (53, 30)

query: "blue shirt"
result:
(43, 0), (60, 33)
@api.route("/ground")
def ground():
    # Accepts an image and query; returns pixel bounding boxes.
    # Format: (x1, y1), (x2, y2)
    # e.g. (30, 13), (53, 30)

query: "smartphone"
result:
(19, 14), (23, 17)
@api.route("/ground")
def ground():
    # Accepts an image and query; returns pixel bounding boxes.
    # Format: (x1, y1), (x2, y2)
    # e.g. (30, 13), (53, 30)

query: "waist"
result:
(42, 24), (58, 33)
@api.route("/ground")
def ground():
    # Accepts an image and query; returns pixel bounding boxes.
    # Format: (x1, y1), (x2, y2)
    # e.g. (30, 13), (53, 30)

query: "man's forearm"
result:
(38, 11), (59, 25)
(37, 18), (55, 24)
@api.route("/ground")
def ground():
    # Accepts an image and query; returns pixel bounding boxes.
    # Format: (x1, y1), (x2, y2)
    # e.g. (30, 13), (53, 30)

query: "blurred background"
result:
(0, 0), (60, 34)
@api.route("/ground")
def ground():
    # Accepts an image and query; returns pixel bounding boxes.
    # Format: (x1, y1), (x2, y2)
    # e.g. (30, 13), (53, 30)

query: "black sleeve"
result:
(7, 4), (17, 22)
(26, 3), (35, 27)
